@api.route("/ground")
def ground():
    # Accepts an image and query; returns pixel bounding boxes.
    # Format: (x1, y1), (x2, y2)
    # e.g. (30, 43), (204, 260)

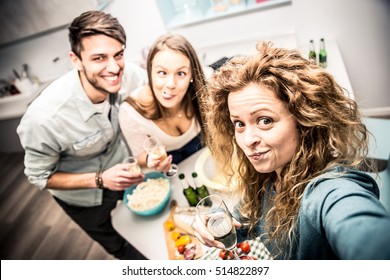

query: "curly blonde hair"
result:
(202, 41), (371, 257)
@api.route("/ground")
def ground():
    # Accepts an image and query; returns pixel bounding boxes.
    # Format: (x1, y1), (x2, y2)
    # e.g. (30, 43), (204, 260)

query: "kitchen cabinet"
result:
(156, 0), (291, 29)
(0, 0), (113, 46)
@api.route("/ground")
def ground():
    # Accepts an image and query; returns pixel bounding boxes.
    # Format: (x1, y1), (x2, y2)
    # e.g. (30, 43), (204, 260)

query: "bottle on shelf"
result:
(308, 39), (317, 64)
(179, 173), (199, 207)
(319, 38), (327, 68)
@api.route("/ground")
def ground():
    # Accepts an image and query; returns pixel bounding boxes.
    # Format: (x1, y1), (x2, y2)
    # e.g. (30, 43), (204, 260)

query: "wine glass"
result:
(196, 194), (241, 260)
(123, 156), (142, 174)
(143, 136), (178, 178)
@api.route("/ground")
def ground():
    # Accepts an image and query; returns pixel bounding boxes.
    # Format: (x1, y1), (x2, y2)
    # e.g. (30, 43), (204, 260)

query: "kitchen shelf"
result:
(156, 0), (291, 29)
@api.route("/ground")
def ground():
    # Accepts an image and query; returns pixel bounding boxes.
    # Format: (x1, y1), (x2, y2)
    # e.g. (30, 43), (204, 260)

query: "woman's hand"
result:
(147, 154), (173, 173)
(193, 214), (242, 249)
(101, 163), (144, 191)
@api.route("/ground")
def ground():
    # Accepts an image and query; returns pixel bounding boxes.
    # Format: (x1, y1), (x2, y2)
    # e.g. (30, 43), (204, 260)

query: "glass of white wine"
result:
(123, 156), (142, 174)
(143, 136), (178, 178)
(196, 194), (241, 260)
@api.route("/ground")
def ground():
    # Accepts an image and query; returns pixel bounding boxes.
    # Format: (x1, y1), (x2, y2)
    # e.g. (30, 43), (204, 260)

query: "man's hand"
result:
(102, 163), (144, 191)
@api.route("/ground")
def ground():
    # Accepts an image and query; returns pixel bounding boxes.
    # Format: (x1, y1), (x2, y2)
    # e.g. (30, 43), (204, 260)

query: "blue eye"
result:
(232, 120), (245, 131)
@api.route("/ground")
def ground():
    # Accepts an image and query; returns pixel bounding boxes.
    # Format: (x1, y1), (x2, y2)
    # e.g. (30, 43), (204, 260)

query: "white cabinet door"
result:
(0, 0), (97, 46)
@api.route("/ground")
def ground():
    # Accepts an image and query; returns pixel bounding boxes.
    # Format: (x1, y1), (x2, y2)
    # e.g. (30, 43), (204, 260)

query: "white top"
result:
(118, 91), (201, 157)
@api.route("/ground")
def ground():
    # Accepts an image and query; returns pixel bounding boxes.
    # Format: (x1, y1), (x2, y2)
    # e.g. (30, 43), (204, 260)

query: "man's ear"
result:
(69, 51), (83, 71)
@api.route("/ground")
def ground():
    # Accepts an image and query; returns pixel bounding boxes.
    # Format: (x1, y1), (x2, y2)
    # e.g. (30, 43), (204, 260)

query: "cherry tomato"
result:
(219, 250), (228, 260)
(228, 251), (234, 259)
(177, 244), (186, 254)
(240, 242), (251, 254)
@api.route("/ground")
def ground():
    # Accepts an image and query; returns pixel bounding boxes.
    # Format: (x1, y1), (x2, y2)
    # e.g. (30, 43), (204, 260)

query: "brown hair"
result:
(126, 33), (207, 133)
(68, 10), (126, 58)
(203, 41), (371, 257)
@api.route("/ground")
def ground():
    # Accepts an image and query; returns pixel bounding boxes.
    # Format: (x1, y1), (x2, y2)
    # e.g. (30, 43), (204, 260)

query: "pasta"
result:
(127, 178), (170, 211)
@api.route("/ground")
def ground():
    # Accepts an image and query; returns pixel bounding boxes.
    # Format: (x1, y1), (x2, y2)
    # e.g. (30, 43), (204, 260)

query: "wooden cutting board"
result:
(163, 200), (203, 260)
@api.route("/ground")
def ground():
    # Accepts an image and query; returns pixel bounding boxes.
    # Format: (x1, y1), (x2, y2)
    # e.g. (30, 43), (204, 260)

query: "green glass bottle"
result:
(179, 173), (199, 207)
(319, 38), (327, 68)
(308, 39), (317, 64)
(191, 172), (210, 199)
(191, 172), (212, 206)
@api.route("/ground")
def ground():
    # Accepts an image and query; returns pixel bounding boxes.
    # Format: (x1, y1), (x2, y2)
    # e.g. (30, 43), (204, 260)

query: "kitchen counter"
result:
(0, 81), (50, 152)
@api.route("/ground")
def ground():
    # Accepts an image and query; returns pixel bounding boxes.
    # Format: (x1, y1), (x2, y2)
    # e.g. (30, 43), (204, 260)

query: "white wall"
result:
(1, 0), (389, 110)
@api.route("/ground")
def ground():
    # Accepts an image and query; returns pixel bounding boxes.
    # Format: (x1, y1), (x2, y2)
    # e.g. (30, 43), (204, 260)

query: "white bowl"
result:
(194, 148), (236, 192)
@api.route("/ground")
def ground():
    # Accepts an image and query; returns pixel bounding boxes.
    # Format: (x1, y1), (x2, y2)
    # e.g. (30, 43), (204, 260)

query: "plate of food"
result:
(123, 172), (171, 216)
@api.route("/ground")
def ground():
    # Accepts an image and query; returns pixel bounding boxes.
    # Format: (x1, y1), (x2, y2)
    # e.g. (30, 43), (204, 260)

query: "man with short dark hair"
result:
(17, 11), (147, 260)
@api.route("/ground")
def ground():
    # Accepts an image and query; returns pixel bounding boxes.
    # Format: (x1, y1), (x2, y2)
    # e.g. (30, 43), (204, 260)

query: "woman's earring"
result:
(190, 79), (193, 83)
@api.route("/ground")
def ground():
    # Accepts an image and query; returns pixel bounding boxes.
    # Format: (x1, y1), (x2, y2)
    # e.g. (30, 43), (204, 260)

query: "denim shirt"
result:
(235, 168), (390, 259)
(17, 63), (147, 206)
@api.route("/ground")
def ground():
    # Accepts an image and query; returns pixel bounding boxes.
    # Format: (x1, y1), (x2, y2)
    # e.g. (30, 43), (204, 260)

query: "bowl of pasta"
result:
(123, 172), (171, 216)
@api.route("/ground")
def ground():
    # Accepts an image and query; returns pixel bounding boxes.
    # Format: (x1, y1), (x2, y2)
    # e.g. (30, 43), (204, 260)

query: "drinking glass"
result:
(123, 156), (142, 174)
(143, 136), (178, 178)
(196, 194), (241, 260)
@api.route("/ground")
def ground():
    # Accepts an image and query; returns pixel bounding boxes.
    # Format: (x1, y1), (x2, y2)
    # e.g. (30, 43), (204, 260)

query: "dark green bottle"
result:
(308, 39), (317, 64)
(179, 173), (198, 207)
(319, 38), (327, 68)
(191, 172), (212, 206)
(191, 172), (210, 199)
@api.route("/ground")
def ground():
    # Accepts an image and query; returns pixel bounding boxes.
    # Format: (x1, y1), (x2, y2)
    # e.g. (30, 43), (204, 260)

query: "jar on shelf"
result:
(211, 0), (229, 13)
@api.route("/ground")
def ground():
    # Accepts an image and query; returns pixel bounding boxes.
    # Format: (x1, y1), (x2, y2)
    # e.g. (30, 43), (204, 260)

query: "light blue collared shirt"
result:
(17, 63), (147, 206)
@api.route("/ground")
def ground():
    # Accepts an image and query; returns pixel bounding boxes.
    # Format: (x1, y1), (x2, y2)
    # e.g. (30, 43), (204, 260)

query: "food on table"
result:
(218, 242), (252, 260)
(183, 243), (197, 260)
(171, 231), (181, 241)
(239, 241), (251, 254)
(164, 220), (175, 231)
(127, 178), (169, 211)
(175, 243), (197, 260)
(175, 234), (191, 247)
(219, 249), (228, 260)
(173, 206), (196, 234)
(177, 244), (186, 254)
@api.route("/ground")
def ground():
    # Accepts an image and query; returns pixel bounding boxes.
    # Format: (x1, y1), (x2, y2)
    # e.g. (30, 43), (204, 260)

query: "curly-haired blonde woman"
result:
(194, 41), (390, 259)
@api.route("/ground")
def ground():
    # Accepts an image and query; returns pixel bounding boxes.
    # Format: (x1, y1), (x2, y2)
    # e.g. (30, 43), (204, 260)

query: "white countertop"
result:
(0, 82), (48, 121)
